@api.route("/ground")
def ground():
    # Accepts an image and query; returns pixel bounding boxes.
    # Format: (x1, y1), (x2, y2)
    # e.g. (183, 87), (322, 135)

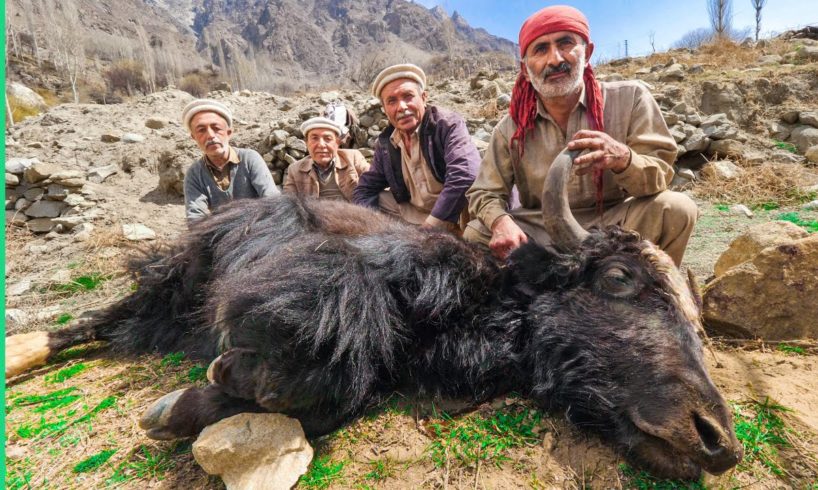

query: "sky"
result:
(414, 0), (818, 61)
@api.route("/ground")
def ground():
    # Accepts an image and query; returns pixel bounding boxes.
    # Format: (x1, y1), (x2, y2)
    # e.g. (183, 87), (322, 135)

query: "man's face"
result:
(190, 111), (232, 160)
(306, 128), (340, 168)
(380, 79), (427, 133)
(522, 31), (593, 100)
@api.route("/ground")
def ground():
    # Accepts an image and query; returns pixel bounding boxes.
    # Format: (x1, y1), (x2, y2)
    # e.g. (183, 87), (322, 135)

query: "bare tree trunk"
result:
(21, 0), (41, 65)
(707, 0), (733, 39)
(752, 0), (767, 41)
(6, 90), (14, 127)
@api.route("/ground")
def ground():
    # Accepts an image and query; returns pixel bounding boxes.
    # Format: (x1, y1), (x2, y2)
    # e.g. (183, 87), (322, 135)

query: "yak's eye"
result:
(599, 265), (638, 298)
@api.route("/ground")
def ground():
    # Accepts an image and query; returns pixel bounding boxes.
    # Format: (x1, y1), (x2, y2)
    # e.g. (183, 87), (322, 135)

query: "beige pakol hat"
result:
(371, 63), (427, 98)
(181, 99), (233, 131)
(300, 117), (342, 137)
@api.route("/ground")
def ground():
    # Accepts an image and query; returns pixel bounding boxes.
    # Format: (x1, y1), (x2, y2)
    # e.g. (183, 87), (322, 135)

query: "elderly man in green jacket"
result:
(182, 99), (279, 225)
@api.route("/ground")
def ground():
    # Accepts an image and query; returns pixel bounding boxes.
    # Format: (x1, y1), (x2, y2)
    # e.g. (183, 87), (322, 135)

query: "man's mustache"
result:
(206, 138), (222, 146)
(541, 62), (572, 78)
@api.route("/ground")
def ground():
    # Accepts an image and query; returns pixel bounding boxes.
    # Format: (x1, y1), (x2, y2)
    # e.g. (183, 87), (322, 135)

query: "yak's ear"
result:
(507, 242), (579, 294)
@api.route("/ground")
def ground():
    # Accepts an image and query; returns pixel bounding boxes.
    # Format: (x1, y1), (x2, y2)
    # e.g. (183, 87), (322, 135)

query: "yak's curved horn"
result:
(542, 148), (590, 250)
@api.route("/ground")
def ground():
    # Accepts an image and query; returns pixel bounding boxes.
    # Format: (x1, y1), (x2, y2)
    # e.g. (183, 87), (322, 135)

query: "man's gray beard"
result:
(527, 52), (585, 99)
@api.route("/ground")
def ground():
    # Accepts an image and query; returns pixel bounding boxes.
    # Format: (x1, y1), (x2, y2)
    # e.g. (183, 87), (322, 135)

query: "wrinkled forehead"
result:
(639, 242), (701, 327)
(524, 31), (584, 57)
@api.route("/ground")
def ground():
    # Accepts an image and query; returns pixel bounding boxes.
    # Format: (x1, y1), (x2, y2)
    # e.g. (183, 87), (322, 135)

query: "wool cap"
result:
(182, 99), (233, 131)
(371, 63), (427, 98)
(300, 117), (343, 137)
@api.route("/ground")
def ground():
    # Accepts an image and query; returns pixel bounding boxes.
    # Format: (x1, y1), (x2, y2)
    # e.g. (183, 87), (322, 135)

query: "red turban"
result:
(509, 5), (606, 211)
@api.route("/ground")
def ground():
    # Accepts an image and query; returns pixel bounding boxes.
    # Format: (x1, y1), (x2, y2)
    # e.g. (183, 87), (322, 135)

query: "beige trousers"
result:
(379, 190), (466, 234)
(463, 191), (698, 265)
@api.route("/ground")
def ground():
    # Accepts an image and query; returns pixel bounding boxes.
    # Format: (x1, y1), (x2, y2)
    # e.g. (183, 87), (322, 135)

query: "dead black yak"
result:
(6, 149), (742, 480)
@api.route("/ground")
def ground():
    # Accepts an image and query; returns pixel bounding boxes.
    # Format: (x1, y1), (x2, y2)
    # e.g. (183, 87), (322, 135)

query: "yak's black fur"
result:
(75, 195), (739, 479)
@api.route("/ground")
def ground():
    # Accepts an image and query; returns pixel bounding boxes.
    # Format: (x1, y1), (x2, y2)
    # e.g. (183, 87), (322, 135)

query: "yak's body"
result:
(13, 152), (742, 480)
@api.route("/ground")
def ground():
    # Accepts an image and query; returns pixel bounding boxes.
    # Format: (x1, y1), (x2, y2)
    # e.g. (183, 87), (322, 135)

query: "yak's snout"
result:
(691, 411), (743, 474)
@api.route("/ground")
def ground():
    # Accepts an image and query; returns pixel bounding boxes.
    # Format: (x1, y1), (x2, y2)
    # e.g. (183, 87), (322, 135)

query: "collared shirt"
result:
(205, 147), (241, 191)
(313, 159), (336, 183)
(467, 80), (678, 230)
(390, 127), (444, 220)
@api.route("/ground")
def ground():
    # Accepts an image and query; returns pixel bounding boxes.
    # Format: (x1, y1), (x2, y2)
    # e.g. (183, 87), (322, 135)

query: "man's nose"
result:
(545, 46), (565, 67)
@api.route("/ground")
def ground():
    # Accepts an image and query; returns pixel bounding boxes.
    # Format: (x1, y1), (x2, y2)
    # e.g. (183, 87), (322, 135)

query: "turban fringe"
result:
(510, 5), (606, 214)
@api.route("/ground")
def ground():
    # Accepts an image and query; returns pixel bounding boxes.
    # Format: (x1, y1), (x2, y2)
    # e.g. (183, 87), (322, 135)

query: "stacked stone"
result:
(5, 157), (104, 237)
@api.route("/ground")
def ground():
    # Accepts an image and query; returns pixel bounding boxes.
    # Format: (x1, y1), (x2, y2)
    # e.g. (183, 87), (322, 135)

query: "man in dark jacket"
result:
(352, 64), (480, 232)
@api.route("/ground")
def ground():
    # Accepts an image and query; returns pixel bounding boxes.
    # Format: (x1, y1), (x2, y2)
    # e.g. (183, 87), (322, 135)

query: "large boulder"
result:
(193, 413), (313, 490)
(157, 152), (189, 195)
(703, 233), (818, 340)
(713, 221), (809, 277)
(6, 82), (47, 110)
(790, 125), (818, 154)
(700, 81), (744, 123)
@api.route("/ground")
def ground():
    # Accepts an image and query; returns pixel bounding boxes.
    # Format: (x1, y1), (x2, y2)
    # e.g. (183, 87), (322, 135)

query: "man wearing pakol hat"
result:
(464, 5), (697, 265)
(283, 116), (369, 201)
(352, 63), (480, 233)
(181, 98), (279, 224)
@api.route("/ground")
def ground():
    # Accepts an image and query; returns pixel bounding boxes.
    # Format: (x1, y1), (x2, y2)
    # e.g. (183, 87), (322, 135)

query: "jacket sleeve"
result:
(352, 144), (388, 209)
(612, 84), (677, 197)
(431, 118), (480, 223)
(354, 151), (371, 175)
(465, 123), (514, 230)
(246, 150), (280, 197)
(183, 164), (211, 226)
(282, 163), (298, 195)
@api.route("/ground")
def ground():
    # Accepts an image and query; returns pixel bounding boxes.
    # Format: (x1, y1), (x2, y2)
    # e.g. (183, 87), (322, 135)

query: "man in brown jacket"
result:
(464, 5), (696, 265)
(284, 117), (369, 202)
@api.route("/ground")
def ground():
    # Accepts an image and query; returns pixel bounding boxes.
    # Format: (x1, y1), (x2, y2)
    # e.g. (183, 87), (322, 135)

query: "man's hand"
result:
(489, 215), (527, 260)
(568, 130), (632, 175)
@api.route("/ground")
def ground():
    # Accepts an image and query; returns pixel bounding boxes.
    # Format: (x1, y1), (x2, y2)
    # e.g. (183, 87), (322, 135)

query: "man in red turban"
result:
(465, 5), (697, 266)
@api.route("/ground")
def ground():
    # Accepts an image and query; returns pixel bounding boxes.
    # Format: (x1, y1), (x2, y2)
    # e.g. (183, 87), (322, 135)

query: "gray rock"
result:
(6, 210), (29, 226)
(663, 112), (680, 126)
(6, 157), (40, 174)
(7, 279), (32, 296)
(669, 125), (686, 143)
(688, 64), (704, 74)
(708, 139), (744, 158)
(299, 107), (321, 121)
(272, 130), (290, 145)
(806, 145), (818, 164)
(283, 153), (298, 166)
(285, 137), (307, 154)
(319, 91), (340, 105)
(7, 82), (47, 110)
(24, 200), (66, 218)
(496, 93), (511, 110)
(28, 217), (56, 233)
(52, 215), (88, 229)
(790, 125), (818, 153)
(758, 54), (783, 65)
(145, 117), (169, 129)
(703, 124), (739, 141)
(23, 188), (44, 201)
(24, 163), (61, 183)
(100, 133), (122, 143)
(6, 173), (20, 186)
(780, 110), (800, 124)
(193, 412), (313, 490)
(686, 113), (702, 126)
(795, 45), (818, 61)
(87, 164), (119, 184)
(742, 151), (767, 165)
(729, 204), (754, 218)
(123, 224), (156, 241)
(799, 112), (818, 128)
(358, 114), (375, 127)
(701, 160), (742, 180)
(683, 130), (710, 153)
(802, 199), (818, 210)
(700, 113), (730, 128)
(700, 81), (744, 123)
(122, 133), (145, 144)
(768, 121), (791, 141)
(473, 128), (492, 143)
(46, 184), (70, 200)
(15, 198), (30, 211)
(5, 309), (29, 329)
(671, 102), (689, 114)
(659, 64), (686, 82)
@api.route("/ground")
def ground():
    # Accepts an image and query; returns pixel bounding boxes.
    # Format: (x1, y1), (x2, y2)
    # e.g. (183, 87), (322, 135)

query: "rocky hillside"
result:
(5, 0), (516, 98)
(5, 32), (818, 490)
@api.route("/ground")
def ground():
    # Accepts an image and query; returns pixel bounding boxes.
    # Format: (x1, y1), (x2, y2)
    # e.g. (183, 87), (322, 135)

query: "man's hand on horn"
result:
(567, 130), (632, 175)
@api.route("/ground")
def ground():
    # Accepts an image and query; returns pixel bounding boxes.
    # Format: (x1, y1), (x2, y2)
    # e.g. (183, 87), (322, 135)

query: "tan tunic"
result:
(389, 129), (446, 226)
(283, 149), (370, 201)
(466, 80), (678, 231)
(205, 147), (240, 191)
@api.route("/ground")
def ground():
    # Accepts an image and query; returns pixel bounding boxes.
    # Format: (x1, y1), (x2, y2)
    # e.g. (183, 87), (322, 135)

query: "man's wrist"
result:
(612, 148), (633, 174)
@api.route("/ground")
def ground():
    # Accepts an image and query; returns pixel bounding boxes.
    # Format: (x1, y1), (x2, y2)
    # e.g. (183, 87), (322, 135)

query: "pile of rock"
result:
(5, 157), (106, 238)
(769, 110), (818, 163)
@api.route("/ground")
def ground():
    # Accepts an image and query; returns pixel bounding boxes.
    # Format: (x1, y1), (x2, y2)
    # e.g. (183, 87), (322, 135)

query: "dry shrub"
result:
(8, 95), (42, 123)
(697, 38), (758, 70)
(476, 97), (500, 120)
(178, 72), (209, 97)
(105, 60), (149, 96)
(694, 162), (818, 207)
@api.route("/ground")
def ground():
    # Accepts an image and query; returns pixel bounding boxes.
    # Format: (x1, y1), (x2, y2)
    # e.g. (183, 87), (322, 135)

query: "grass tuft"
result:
(49, 273), (112, 295)
(7, 387), (81, 414)
(299, 455), (346, 489)
(73, 449), (117, 473)
(44, 363), (89, 384)
(777, 212), (818, 233)
(187, 365), (208, 382)
(160, 352), (185, 367)
(776, 344), (805, 355)
(732, 397), (791, 476)
(364, 459), (394, 481)
(427, 405), (543, 469)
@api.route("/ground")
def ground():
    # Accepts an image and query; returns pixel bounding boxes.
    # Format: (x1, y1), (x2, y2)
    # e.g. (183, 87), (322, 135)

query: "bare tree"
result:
(707, 0), (733, 39)
(751, 0), (767, 41)
(20, 0), (42, 65)
(671, 27), (715, 49)
(649, 30), (656, 53)
(46, 0), (86, 103)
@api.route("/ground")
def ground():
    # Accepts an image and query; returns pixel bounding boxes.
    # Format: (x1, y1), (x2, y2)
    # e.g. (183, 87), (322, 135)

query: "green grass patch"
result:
(14, 395), (117, 440)
(50, 343), (103, 364)
(773, 140), (798, 154)
(427, 405), (543, 469)
(187, 365), (208, 382)
(299, 455), (346, 489)
(160, 352), (185, 367)
(777, 344), (805, 355)
(714, 203), (729, 212)
(5, 468), (34, 490)
(55, 313), (74, 325)
(778, 212), (818, 232)
(732, 397), (791, 476)
(49, 273), (111, 295)
(619, 464), (705, 489)
(44, 363), (89, 384)
(7, 387), (81, 414)
(364, 459), (394, 481)
(73, 449), (117, 473)
(108, 444), (176, 483)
